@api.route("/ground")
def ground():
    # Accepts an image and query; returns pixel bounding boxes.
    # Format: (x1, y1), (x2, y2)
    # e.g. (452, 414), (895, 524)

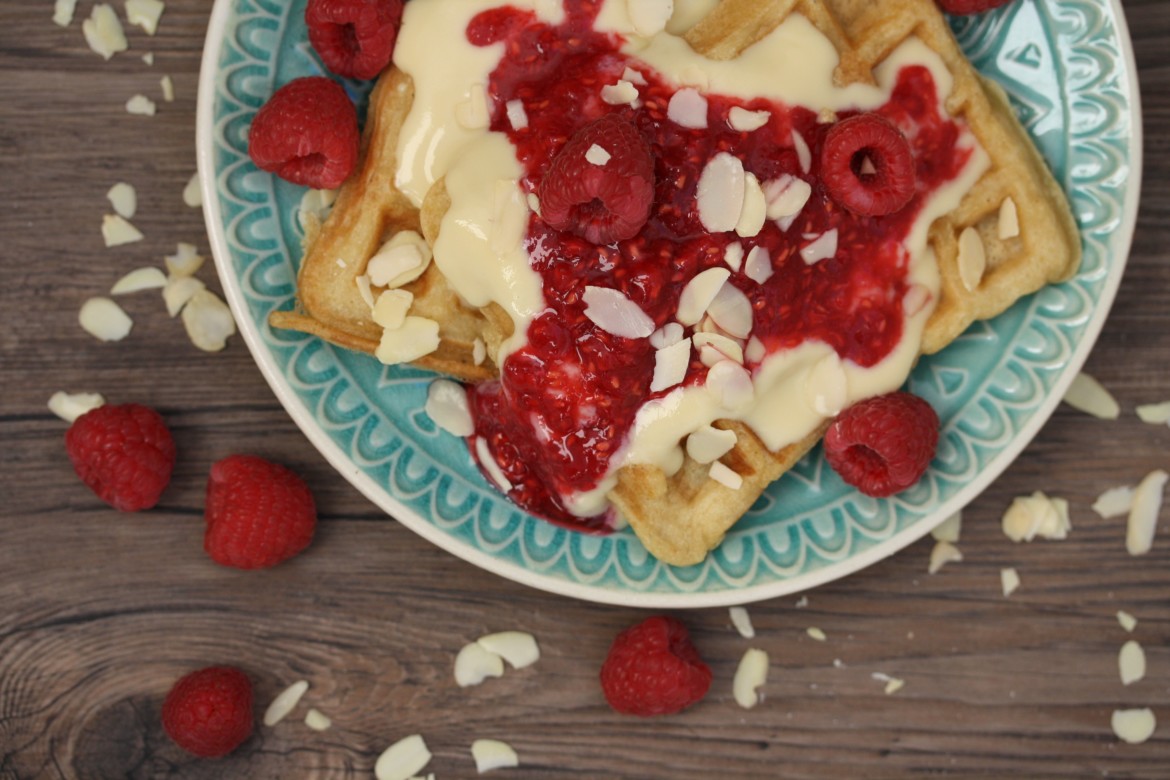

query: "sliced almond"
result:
(728, 606), (755, 639)
(800, 229), (838, 265)
(732, 648), (768, 709)
(728, 107), (770, 132)
(1062, 372), (1120, 419)
(1093, 485), (1135, 519)
(882, 677), (905, 695)
(375, 317), (440, 365)
(426, 379), (474, 437)
(668, 87), (708, 129)
(806, 627), (827, 642)
(932, 510), (962, 543)
(475, 437), (513, 493)
(763, 174), (811, 221)
(1126, 469), (1168, 555)
(164, 242), (204, 277)
(79, 297), (132, 342)
(160, 74), (174, 102)
(107, 182), (137, 219)
(957, 226), (986, 291)
(505, 99), (528, 130)
(53, 0), (78, 27)
(582, 286), (654, 339)
(928, 540), (962, 574)
(686, 425), (737, 465)
(375, 735), (432, 780)
(476, 631), (539, 669)
(47, 391), (105, 423)
(998, 196), (1020, 239)
(455, 84), (489, 129)
(676, 267), (730, 326)
(1000, 567), (1020, 597)
(263, 680), (308, 727)
(735, 173), (767, 239)
(1002, 491), (1071, 542)
(454, 642), (505, 687)
(791, 130), (811, 173)
(304, 708), (332, 732)
(705, 360), (753, 410)
(627, 0), (672, 36)
(82, 4), (127, 60)
(373, 289), (413, 331)
(1111, 708), (1156, 745)
(181, 289), (236, 351)
(694, 332), (743, 367)
(111, 266), (167, 295)
(903, 284), (932, 317)
(368, 231), (432, 289)
(621, 66), (647, 85)
(709, 460), (743, 489)
(472, 338), (487, 366)
(355, 274), (375, 310)
(1136, 400), (1170, 424)
(126, 94), (157, 116)
(163, 275), (205, 316)
(697, 153), (745, 233)
(101, 214), (144, 247)
(1117, 610), (1138, 633)
(125, 0), (165, 35)
(649, 322), (684, 349)
(585, 144), (611, 166)
(471, 738), (520, 774)
(182, 172), (202, 208)
(650, 338), (691, 392)
(1119, 640), (1146, 686)
(142, 52), (154, 65)
(723, 242), (744, 272)
(600, 80), (639, 106)
(744, 246), (772, 284)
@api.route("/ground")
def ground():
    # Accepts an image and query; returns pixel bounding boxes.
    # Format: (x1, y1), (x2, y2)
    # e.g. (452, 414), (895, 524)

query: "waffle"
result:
(270, 0), (1081, 566)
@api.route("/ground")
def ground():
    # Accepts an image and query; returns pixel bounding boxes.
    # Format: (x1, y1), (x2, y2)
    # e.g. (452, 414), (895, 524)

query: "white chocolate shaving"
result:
(928, 540), (962, 574)
(101, 214), (144, 247)
(476, 631), (539, 669)
(1000, 567), (1020, 597)
(932, 511), (962, 543)
(181, 289), (236, 352)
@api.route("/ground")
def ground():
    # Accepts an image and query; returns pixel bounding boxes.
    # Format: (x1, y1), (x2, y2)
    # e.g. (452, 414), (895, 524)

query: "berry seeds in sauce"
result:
(392, 0), (988, 531)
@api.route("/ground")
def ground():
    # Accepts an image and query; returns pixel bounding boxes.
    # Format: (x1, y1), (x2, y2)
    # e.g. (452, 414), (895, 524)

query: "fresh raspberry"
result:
(248, 77), (359, 189)
(935, 0), (1014, 14)
(64, 403), (175, 512)
(820, 112), (916, 217)
(823, 391), (939, 498)
(306, 0), (404, 80)
(204, 455), (317, 569)
(539, 113), (656, 245)
(599, 616), (712, 716)
(162, 666), (253, 758)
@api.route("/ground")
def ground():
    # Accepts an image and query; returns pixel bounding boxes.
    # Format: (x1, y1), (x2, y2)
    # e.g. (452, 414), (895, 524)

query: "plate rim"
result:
(196, 0), (1143, 608)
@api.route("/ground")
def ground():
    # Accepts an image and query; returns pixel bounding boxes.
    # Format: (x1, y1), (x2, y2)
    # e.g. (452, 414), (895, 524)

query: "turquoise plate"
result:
(196, 0), (1141, 607)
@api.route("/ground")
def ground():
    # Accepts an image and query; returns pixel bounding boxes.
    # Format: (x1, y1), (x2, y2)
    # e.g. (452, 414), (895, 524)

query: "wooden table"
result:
(1, 1), (1166, 777)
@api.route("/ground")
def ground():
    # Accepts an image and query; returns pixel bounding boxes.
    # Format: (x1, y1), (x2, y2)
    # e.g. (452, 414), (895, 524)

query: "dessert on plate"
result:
(267, 0), (1081, 566)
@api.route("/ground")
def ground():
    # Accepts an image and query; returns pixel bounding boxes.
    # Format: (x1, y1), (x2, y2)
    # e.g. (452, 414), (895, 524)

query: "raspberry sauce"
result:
(462, 2), (973, 530)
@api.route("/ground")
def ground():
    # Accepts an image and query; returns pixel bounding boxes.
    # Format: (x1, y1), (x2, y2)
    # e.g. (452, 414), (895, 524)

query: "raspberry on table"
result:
(64, 403), (175, 512)
(936, 0), (1015, 14)
(162, 666), (254, 758)
(823, 391), (940, 498)
(599, 615), (712, 716)
(247, 77), (359, 189)
(306, 0), (404, 80)
(539, 113), (656, 246)
(820, 112), (916, 217)
(204, 454), (317, 570)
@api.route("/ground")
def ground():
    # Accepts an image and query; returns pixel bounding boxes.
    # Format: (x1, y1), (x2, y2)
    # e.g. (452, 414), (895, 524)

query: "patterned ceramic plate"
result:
(196, 0), (1141, 607)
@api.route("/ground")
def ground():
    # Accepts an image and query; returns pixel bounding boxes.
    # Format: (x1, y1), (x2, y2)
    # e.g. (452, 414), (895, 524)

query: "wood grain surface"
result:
(1, 1), (1167, 777)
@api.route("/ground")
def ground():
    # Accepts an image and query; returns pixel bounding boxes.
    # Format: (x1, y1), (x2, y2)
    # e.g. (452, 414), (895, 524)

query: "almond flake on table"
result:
(304, 708), (332, 731)
(101, 214), (143, 247)
(142, 51), (154, 65)
(998, 196), (1020, 239)
(1111, 708), (1156, 745)
(928, 540), (962, 574)
(676, 267), (730, 325)
(53, 0), (78, 27)
(48, 391), (105, 423)
(79, 297), (133, 342)
(160, 74), (174, 102)
(1135, 400), (1170, 424)
(1001, 491), (1071, 542)
(262, 680), (308, 727)
(736, 172), (767, 238)
(1118, 640), (1146, 686)
(1062, 371), (1120, 419)
(125, 0), (165, 35)
(476, 631), (540, 669)
(82, 4), (127, 59)
(872, 673), (905, 695)
(1125, 469), (1168, 556)
(1093, 485), (1134, 519)
(454, 641), (505, 687)
(732, 648), (768, 709)
(165, 242), (204, 277)
(806, 627), (827, 642)
(744, 245), (773, 284)
(801, 229), (839, 265)
(1000, 567), (1020, 597)
(931, 511), (962, 543)
(582, 286), (654, 338)
(106, 182), (136, 218)
(728, 606), (755, 639)
(111, 266), (167, 295)
(686, 425), (737, 465)
(182, 172), (202, 208)
(182, 289), (236, 352)
(1117, 610), (1138, 633)
(650, 339), (690, 392)
(163, 275), (205, 316)
(375, 735), (432, 780)
(126, 94), (156, 116)
(471, 739), (520, 774)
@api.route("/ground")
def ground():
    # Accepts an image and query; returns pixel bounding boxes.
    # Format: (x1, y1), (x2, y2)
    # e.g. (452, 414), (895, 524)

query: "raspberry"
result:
(248, 77), (359, 189)
(820, 112), (916, 217)
(599, 616), (712, 716)
(204, 454), (317, 569)
(306, 0), (404, 80)
(935, 0), (1014, 13)
(539, 113), (656, 245)
(64, 403), (175, 512)
(162, 666), (253, 758)
(823, 391), (939, 498)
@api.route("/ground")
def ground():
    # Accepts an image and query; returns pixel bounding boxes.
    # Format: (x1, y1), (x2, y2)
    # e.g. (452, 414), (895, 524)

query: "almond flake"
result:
(791, 130), (811, 173)
(627, 0), (672, 36)
(1119, 640), (1146, 686)
(1126, 469), (1167, 556)
(101, 214), (143, 247)
(526, 191), (541, 216)
(375, 735), (432, 780)
(355, 274), (375, 310)
(957, 226), (986, 291)
(903, 284), (932, 317)
(650, 339), (690, 392)
(454, 642), (505, 687)
(476, 631), (540, 669)
(732, 648), (768, 709)
(160, 74), (174, 102)
(804, 352), (847, 416)
(1111, 709), (1156, 745)
(668, 87), (708, 129)
(1062, 371), (1120, 419)
(805, 627), (827, 642)
(736, 172), (767, 238)
(744, 336), (766, 364)
(125, 0), (165, 35)
(1117, 610), (1138, 633)
(601, 80), (639, 106)
(368, 231), (432, 288)
(126, 94), (157, 116)
(728, 107), (770, 132)
(476, 437), (513, 493)
(263, 680), (309, 727)
(723, 242), (744, 272)
(79, 297), (133, 342)
(1002, 491), (1071, 542)
(704, 283), (752, 339)
(697, 153), (745, 232)
(1136, 401), (1170, 424)
(182, 289), (236, 351)
(163, 275), (205, 316)
(621, 66), (647, 85)
(107, 182), (137, 218)
(882, 677), (905, 695)
(763, 174), (812, 221)
(706, 360), (753, 410)
(426, 379), (474, 437)
(585, 143), (611, 166)
(744, 245), (772, 284)
(649, 322), (684, 349)
(800, 229), (838, 265)
(53, 0), (78, 27)
(48, 391), (105, 423)
(455, 84), (489, 129)
(83, 5), (127, 60)
(304, 708), (332, 731)
(182, 172), (202, 208)
(1000, 567), (1020, 597)
(694, 332), (743, 367)
(165, 242), (204, 277)
(686, 425), (737, 465)
(375, 316), (440, 365)
(373, 289), (413, 331)
(582, 286), (654, 339)
(111, 266), (166, 295)
(676, 267), (730, 325)
(998, 196), (1020, 239)
(142, 52), (154, 65)
(931, 510), (962, 543)
(505, 99), (528, 130)
(472, 338), (486, 366)
(728, 606), (755, 638)
(709, 460), (743, 489)
(471, 739), (520, 774)
(928, 540), (962, 574)
(1093, 485), (1135, 519)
